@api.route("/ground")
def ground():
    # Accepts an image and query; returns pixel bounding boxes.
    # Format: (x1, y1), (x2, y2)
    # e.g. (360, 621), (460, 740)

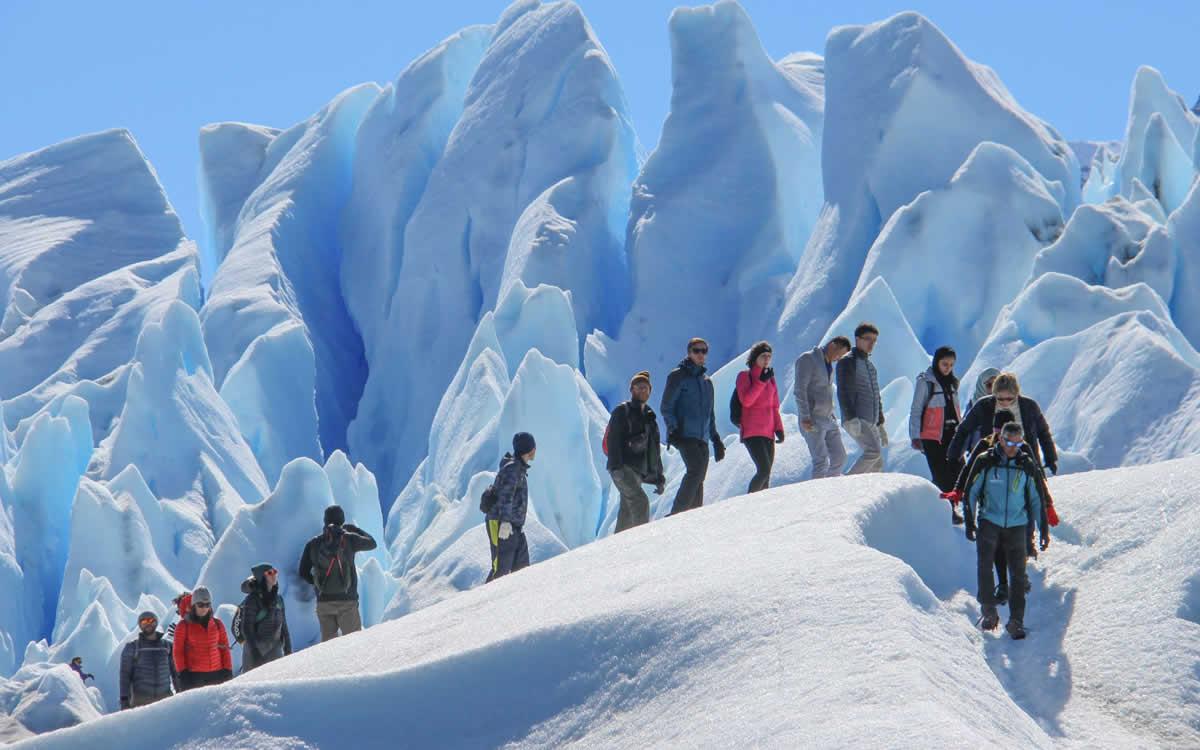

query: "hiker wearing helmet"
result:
(236, 563), (292, 671)
(485, 432), (536, 582)
(298, 505), (376, 641)
(119, 611), (174, 708)
(172, 587), (233, 690)
(606, 372), (665, 533)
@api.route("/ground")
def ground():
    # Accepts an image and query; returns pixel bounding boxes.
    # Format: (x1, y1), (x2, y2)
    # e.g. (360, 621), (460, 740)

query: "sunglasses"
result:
(691, 348), (708, 355)
(995, 396), (1016, 404)
(1004, 439), (1024, 448)
(138, 617), (158, 625)
(264, 568), (278, 576)
(194, 603), (211, 609)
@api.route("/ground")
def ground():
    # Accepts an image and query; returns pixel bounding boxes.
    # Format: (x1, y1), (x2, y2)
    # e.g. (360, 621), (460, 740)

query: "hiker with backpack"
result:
(962, 422), (1051, 639)
(949, 372), (1058, 476)
(298, 505), (377, 641)
(909, 346), (964, 510)
(735, 341), (784, 493)
(484, 432), (536, 581)
(837, 323), (887, 474)
(661, 338), (724, 515)
(172, 587), (233, 690)
(119, 611), (175, 709)
(234, 563), (291, 672)
(793, 336), (852, 479)
(605, 372), (665, 532)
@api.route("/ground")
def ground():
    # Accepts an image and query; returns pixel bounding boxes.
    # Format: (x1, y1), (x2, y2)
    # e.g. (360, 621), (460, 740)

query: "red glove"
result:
(939, 490), (962, 506)
(1046, 497), (1059, 527)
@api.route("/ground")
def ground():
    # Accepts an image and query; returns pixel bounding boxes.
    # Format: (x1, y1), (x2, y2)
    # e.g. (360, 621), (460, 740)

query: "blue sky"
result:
(2, 0), (1197, 250)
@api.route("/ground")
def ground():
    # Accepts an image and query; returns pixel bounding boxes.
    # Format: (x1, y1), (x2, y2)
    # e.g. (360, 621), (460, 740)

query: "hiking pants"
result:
(486, 519), (529, 582)
(744, 437), (775, 493)
(609, 466), (650, 533)
(977, 521), (1028, 624)
(802, 416), (847, 479)
(844, 419), (885, 474)
(922, 421), (962, 492)
(669, 438), (709, 515)
(316, 600), (363, 642)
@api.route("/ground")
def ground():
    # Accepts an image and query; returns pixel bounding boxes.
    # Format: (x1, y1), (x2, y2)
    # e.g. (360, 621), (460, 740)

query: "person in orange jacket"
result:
(172, 586), (233, 690)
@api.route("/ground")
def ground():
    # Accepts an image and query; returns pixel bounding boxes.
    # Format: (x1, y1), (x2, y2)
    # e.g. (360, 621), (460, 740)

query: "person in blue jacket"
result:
(963, 422), (1051, 639)
(660, 338), (725, 515)
(485, 432), (535, 582)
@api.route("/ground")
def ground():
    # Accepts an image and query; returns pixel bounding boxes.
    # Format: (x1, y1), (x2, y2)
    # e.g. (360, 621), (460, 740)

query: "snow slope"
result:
(23, 460), (1200, 748)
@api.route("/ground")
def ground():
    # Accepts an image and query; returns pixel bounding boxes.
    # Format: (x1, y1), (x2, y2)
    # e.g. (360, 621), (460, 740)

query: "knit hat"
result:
(137, 610), (158, 625)
(993, 409), (1015, 429)
(513, 432), (536, 456)
(191, 586), (212, 606)
(629, 371), (651, 390)
(324, 505), (345, 526)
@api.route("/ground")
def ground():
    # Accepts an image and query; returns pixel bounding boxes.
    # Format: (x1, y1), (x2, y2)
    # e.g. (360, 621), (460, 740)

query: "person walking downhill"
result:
(910, 347), (964, 521)
(794, 337), (852, 479)
(172, 587), (233, 691)
(661, 338), (725, 514)
(735, 342), (784, 493)
(485, 432), (536, 582)
(298, 506), (377, 642)
(235, 563), (291, 672)
(950, 372), (1057, 475)
(606, 372), (666, 533)
(68, 657), (93, 684)
(958, 368), (1001, 457)
(837, 323), (887, 474)
(119, 612), (174, 709)
(963, 423), (1051, 639)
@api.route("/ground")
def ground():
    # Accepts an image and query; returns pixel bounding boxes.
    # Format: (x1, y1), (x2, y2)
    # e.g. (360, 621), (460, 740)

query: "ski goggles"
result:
(138, 616), (158, 625)
(1003, 439), (1024, 448)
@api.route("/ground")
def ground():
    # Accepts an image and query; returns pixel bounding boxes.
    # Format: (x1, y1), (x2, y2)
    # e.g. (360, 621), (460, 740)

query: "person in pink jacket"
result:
(735, 341), (785, 493)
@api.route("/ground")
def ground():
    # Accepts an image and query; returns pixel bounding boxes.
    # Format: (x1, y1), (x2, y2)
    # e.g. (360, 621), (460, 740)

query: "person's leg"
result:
(745, 437), (773, 493)
(922, 439), (951, 491)
(317, 600), (340, 641)
(846, 421), (883, 475)
(670, 440), (708, 514)
(611, 467), (650, 533)
(976, 521), (1000, 616)
(512, 529), (530, 573)
(824, 421), (847, 477)
(486, 518), (501, 583)
(802, 425), (830, 478)
(1005, 526), (1029, 626)
(995, 544), (1009, 594)
(339, 600), (363, 635)
(493, 531), (520, 579)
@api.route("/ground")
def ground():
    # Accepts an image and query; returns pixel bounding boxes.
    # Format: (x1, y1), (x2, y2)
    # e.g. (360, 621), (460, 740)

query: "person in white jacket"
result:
(793, 336), (852, 479)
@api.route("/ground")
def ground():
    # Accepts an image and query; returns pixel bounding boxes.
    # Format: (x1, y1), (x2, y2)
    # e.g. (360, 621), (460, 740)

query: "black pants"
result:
(486, 520), (529, 582)
(977, 521), (1028, 624)
(669, 439), (709, 515)
(744, 437), (775, 493)
(178, 669), (230, 691)
(922, 422), (962, 492)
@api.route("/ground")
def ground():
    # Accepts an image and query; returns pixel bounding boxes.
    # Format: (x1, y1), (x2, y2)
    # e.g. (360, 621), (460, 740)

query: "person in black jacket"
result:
(607, 371), (666, 533)
(661, 338), (725, 515)
(238, 563), (292, 672)
(68, 657), (93, 683)
(119, 611), (175, 709)
(298, 505), (377, 641)
(486, 432), (536, 582)
(949, 372), (1058, 474)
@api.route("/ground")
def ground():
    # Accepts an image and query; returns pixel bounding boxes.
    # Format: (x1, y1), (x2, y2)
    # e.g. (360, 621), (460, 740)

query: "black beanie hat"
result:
(324, 505), (345, 526)
(513, 432), (536, 456)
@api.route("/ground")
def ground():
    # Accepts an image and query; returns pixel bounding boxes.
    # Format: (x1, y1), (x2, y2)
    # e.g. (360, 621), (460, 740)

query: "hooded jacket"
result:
(661, 358), (719, 444)
(239, 565), (292, 672)
(949, 394), (1058, 468)
(297, 524), (377, 602)
(909, 368), (962, 442)
(736, 367), (784, 440)
(120, 630), (175, 706)
(488, 453), (530, 527)
(606, 400), (665, 483)
(964, 445), (1048, 533)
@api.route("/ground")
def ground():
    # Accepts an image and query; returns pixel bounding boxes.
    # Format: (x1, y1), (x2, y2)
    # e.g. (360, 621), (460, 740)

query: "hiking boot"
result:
(1006, 620), (1026, 640)
(994, 584), (1008, 606)
(979, 608), (1000, 631)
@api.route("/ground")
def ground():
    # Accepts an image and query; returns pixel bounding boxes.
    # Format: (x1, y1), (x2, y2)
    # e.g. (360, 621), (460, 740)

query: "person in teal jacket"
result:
(963, 422), (1050, 639)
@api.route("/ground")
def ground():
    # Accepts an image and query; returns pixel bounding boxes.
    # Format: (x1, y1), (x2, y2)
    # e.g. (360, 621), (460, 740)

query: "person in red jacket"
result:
(172, 586), (232, 690)
(735, 341), (785, 493)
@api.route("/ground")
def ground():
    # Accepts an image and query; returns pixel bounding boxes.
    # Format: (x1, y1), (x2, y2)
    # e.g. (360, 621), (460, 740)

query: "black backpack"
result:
(479, 484), (498, 514)
(231, 593), (274, 645)
(730, 387), (743, 427)
(311, 527), (352, 595)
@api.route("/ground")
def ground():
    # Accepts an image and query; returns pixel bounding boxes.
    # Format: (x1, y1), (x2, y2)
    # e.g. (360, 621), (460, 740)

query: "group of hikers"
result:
(484, 323), (1059, 640)
(90, 505), (376, 710)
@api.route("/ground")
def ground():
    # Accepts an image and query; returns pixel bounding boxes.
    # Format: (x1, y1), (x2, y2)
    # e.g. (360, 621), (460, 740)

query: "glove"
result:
(713, 440), (726, 462)
(911, 438), (923, 452)
(1045, 462), (1057, 476)
(775, 430), (785, 444)
(759, 367), (775, 382)
(939, 490), (962, 506)
(965, 524), (976, 542)
(654, 482), (665, 496)
(667, 430), (680, 449)
(1040, 532), (1050, 552)
(801, 418), (814, 432)
(498, 521), (513, 540)
(120, 698), (130, 710)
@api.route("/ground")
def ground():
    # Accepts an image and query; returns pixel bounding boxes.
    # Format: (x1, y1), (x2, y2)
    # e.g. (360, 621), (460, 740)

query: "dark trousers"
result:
(486, 519), (529, 582)
(669, 439), (709, 515)
(178, 669), (229, 691)
(922, 423), (962, 492)
(977, 521), (1028, 623)
(744, 437), (775, 493)
(610, 466), (650, 532)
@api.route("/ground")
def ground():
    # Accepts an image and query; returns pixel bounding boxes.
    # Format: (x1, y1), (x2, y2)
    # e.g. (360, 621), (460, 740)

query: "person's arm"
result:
(876, 368), (884, 426)
(119, 642), (133, 707)
(964, 465), (987, 532)
(172, 622), (187, 675)
(773, 381), (784, 436)
(218, 621), (233, 674)
(493, 463), (520, 524)
(793, 355), (813, 424)
(909, 375), (928, 441)
(298, 540), (314, 585)
(282, 610), (292, 656)
(836, 357), (857, 422)
(1032, 401), (1058, 472)
(343, 524), (377, 552)
(605, 404), (626, 471)
(708, 381), (720, 444)
(948, 401), (981, 459)
(241, 596), (261, 653)
(736, 370), (769, 407)
(660, 371), (682, 438)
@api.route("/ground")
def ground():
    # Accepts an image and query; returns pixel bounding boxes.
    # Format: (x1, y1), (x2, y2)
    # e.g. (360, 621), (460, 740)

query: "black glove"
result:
(759, 367), (774, 382)
(1045, 462), (1057, 476)
(965, 524), (976, 542)
(713, 440), (726, 462)
(120, 697), (130, 710)
(667, 430), (680, 449)
(654, 482), (665, 496)
(775, 430), (785, 444)
(216, 669), (233, 683)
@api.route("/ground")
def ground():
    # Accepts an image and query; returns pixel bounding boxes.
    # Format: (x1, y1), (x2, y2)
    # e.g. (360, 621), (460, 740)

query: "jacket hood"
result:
(498, 452), (529, 471)
(974, 368), (1002, 400)
(678, 357), (706, 376)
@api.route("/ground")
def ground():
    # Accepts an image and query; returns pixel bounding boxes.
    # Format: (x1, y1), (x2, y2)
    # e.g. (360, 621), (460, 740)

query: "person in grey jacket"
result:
(909, 346), (964, 495)
(794, 336), (852, 479)
(837, 323), (887, 474)
(661, 338), (725, 515)
(238, 563), (292, 672)
(119, 611), (175, 709)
